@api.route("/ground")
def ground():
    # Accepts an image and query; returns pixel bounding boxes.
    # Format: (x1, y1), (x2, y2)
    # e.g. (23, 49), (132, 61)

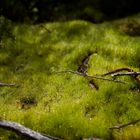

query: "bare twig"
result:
(0, 82), (17, 87)
(109, 118), (140, 129)
(111, 72), (140, 77)
(56, 70), (87, 76)
(86, 75), (126, 84)
(55, 70), (126, 84)
(0, 120), (60, 140)
(102, 68), (140, 86)
(102, 68), (134, 76)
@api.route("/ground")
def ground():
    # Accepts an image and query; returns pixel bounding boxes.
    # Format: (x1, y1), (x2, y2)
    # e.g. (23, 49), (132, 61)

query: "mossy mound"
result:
(0, 14), (140, 140)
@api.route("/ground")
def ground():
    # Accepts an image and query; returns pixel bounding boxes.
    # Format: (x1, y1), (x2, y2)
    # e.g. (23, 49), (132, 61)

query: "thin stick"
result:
(102, 68), (134, 76)
(56, 70), (87, 77)
(111, 72), (140, 77)
(0, 82), (17, 87)
(101, 68), (140, 85)
(86, 75), (126, 84)
(109, 118), (140, 129)
(55, 70), (126, 84)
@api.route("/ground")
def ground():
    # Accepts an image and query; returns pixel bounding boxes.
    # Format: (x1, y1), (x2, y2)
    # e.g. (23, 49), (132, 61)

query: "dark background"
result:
(0, 0), (140, 23)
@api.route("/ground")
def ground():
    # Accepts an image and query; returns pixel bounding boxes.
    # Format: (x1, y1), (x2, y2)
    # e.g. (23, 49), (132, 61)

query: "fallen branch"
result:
(0, 120), (60, 140)
(111, 72), (140, 77)
(56, 70), (126, 84)
(109, 118), (140, 129)
(56, 70), (87, 77)
(86, 74), (126, 84)
(102, 68), (140, 86)
(0, 82), (17, 87)
(102, 68), (134, 76)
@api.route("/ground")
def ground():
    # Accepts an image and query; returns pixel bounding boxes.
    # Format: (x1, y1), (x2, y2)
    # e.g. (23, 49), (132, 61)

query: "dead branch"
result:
(56, 70), (87, 77)
(56, 70), (126, 84)
(102, 68), (134, 76)
(0, 82), (17, 87)
(0, 120), (60, 140)
(109, 118), (140, 129)
(102, 68), (140, 86)
(86, 74), (126, 84)
(111, 72), (140, 77)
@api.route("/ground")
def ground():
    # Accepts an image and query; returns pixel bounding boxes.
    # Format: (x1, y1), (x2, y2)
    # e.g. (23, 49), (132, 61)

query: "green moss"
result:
(0, 14), (140, 139)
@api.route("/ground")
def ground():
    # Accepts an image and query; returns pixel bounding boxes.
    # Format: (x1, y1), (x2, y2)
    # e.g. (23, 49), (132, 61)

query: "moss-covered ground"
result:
(0, 14), (140, 140)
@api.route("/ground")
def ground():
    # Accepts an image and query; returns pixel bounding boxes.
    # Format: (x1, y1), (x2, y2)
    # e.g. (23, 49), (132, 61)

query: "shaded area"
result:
(0, 0), (140, 23)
